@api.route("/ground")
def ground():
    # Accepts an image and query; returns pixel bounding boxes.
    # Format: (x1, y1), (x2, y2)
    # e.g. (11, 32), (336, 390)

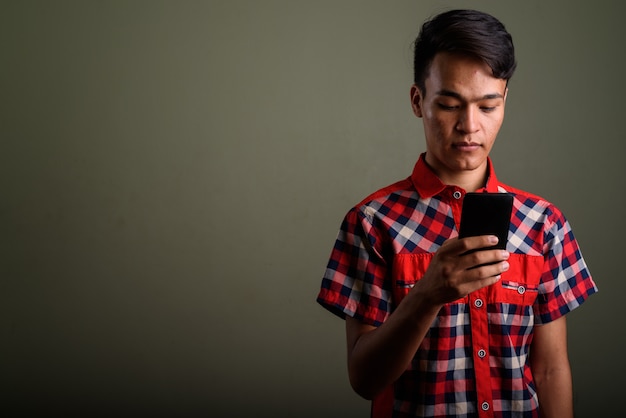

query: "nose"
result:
(456, 106), (480, 133)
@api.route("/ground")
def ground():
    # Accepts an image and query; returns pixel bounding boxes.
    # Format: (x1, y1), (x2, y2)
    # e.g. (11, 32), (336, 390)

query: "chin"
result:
(452, 156), (487, 172)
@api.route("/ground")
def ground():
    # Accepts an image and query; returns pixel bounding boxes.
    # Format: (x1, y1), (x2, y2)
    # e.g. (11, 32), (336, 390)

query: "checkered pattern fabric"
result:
(317, 154), (597, 418)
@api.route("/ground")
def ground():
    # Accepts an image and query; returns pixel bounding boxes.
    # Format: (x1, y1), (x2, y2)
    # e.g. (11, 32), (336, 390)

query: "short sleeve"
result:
(534, 207), (597, 324)
(316, 206), (393, 327)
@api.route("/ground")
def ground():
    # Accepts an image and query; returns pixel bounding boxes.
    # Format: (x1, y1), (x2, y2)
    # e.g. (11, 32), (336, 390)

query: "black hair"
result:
(413, 9), (517, 93)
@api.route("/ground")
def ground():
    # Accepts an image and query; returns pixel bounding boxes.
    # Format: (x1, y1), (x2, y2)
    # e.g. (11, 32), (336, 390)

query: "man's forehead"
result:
(424, 55), (508, 98)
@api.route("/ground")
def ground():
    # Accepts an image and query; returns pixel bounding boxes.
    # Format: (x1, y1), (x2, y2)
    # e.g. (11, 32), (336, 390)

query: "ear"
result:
(410, 84), (424, 118)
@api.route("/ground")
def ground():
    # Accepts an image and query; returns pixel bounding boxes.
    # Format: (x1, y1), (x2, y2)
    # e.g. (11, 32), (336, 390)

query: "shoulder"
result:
(342, 178), (418, 225)
(498, 183), (572, 243)
(354, 177), (416, 209)
(499, 183), (564, 219)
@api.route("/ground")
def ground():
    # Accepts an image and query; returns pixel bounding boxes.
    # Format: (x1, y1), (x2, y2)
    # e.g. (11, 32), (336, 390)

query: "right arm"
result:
(346, 235), (510, 400)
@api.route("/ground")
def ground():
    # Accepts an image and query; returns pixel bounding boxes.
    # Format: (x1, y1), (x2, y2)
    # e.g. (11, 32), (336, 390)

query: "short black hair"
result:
(413, 9), (516, 93)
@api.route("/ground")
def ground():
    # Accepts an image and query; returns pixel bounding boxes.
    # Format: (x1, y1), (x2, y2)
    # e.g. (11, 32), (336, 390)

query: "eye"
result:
(479, 100), (501, 113)
(437, 103), (458, 111)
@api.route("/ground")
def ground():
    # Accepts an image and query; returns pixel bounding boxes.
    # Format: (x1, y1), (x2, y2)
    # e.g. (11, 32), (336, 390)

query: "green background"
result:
(2, 1), (622, 417)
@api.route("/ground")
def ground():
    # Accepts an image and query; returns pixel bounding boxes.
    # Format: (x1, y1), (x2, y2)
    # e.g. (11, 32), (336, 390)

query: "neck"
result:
(441, 171), (486, 192)
(423, 155), (489, 192)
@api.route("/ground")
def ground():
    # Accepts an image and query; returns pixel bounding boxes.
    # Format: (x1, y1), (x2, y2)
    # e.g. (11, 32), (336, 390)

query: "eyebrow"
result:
(436, 89), (504, 101)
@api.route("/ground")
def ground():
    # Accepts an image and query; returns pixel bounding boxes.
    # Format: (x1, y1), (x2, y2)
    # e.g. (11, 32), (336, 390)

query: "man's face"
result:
(411, 52), (508, 185)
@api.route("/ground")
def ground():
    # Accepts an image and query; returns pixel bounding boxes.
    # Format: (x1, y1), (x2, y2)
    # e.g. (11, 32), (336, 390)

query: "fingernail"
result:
(489, 235), (499, 244)
(502, 261), (510, 271)
(501, 251), (510, 259)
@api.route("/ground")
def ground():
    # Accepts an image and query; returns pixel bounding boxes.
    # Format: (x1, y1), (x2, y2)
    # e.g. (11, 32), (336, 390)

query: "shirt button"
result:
(453, 190), (462, 199)
(517, 286), (526, 295)
(474, 298), (484, 308)
(481, 401), (490, 411)
(477, 349), (486, 358)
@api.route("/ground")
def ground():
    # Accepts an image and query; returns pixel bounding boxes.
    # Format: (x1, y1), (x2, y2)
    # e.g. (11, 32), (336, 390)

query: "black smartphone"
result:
(458, 192), (513, 250)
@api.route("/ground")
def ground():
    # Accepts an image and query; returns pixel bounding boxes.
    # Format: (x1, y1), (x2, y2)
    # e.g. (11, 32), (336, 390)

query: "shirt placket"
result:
(468, 288), (494, 417)
(449, 185), (495, 415)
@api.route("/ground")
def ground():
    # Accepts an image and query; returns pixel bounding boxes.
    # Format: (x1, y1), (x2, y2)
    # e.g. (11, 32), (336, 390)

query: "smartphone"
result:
(458, 192), (513, 250)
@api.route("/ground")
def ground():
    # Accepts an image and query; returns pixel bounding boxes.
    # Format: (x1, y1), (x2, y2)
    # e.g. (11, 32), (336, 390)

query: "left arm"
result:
(530, 315), (573, 418)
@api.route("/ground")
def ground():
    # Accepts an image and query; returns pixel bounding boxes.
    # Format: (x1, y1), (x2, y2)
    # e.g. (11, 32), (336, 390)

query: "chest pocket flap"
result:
(392, 253), (544, 308)
(490, 253), (543, 305)
(391, 253), (433, 307)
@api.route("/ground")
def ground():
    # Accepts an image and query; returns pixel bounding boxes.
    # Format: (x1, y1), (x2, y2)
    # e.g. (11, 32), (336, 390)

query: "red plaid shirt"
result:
(317, 154), (597, 418)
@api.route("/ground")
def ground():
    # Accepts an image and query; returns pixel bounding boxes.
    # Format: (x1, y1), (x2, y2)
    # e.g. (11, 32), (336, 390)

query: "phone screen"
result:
(458, 192), (513, 250)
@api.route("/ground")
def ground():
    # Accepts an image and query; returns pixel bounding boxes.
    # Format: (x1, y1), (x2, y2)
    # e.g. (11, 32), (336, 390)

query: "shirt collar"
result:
(411, 152), (499, 198)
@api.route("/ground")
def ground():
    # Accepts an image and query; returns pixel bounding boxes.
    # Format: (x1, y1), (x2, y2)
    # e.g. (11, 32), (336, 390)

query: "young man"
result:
(317, 9), (597, 418)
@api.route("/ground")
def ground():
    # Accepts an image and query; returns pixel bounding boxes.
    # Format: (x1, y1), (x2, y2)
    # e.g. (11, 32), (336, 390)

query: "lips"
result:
(453, 142), (481, 151)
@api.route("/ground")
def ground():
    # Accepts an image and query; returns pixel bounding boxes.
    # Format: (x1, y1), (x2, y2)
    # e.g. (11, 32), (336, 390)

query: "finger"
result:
(458, 260), (509, 295)
(460, 272), (504, 294)
(456, 234), (500, 254)
(474, 259), (510, 279)
(463, 249), (510, 270)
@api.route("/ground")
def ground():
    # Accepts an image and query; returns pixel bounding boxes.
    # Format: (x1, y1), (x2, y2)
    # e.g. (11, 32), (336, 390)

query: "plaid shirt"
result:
(317, 154), (597, 418)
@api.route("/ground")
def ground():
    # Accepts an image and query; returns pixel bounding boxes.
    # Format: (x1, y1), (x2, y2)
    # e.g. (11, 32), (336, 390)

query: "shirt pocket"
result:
(491, 253), (544, 306)
(391, 253), (434, 307)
